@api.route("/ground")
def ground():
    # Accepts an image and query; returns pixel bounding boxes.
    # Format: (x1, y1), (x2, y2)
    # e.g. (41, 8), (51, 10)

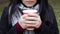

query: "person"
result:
(0, 0), (59, 34)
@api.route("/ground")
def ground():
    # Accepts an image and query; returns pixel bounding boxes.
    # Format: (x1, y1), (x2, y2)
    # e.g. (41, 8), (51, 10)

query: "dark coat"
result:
(0, 5), (59, 34)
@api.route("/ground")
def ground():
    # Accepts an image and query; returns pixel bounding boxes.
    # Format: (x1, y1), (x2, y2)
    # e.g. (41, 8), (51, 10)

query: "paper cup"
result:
(23, 9), (38, 30)
(23, 9), (38, 14)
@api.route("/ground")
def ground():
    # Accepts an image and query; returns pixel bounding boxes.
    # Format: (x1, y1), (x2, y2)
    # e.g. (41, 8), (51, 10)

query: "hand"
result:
(18, 14), (28, 29)
(18, 14), (42, 30)
(25, 14), (42, 29)
(18, 14), (35, 30)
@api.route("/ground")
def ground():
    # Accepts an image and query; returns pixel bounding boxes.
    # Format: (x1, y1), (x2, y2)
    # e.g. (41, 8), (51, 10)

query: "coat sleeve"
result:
(34, 6), (59, 34)
(0, 7), (24, 34)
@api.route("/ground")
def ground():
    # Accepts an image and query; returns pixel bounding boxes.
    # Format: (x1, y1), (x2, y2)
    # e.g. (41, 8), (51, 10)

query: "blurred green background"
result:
(0, 0), (60, 34)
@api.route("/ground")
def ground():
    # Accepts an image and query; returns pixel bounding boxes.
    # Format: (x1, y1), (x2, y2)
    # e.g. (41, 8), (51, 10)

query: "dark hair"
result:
(8, 0), (49, 23)
(9, 0), (48, 14)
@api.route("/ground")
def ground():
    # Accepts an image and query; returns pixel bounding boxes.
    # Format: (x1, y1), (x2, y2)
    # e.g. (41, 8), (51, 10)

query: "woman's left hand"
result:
(25, 14), (42, 29)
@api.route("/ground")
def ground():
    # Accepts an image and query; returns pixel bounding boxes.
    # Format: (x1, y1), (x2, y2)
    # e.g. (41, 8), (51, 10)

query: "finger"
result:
(21, 14), (28, 19)
(26, 24), (36, 28)
(24, 20), (36, 24)
(28, 14), (39, 18)
(28, 14), (41, 20)
(25, 17), (38, 21)
(19, 14), (28, 23)
(34, 20), (42, 28)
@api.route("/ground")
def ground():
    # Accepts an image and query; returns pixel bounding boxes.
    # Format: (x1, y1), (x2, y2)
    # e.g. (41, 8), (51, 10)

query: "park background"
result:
(0, 0), (60, 34)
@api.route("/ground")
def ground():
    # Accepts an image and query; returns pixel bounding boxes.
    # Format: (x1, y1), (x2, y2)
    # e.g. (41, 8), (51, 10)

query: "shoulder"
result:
(45, 5), (54, 15)
(47, 5), (54, 12)
(2, 7), (9, 15)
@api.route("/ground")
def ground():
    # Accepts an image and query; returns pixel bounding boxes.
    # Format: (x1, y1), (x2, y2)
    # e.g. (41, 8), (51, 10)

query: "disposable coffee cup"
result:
(23, 9), (38, 30)
(23, 9), (38, 14)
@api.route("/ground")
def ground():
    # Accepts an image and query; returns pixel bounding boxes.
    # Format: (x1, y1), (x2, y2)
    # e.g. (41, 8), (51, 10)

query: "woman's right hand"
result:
(18, 14), (38, 30)
(18, 14), (28, 29)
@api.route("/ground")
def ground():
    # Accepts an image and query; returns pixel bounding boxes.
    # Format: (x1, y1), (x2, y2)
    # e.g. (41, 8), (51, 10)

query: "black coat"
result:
(0, 5), (59, 34)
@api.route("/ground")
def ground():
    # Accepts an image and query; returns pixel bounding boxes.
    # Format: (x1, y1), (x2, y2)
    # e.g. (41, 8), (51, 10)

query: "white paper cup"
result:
(23, 9), (38, 30)
(23, 9), (38, 14)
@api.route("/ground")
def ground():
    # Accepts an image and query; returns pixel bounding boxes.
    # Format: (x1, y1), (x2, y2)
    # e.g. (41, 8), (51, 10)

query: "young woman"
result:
(0, 0), (59, 34)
